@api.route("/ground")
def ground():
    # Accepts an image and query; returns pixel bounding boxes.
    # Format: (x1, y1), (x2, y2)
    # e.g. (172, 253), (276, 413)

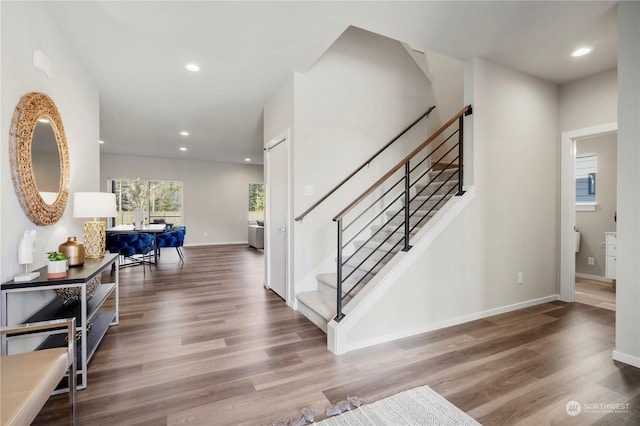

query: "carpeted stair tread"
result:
(296, 291), (337, 321)
(355, 238), (404, 253)
(386, 213), (437, 227)
(370, 224), (420, 238)
(317, 272), (372, 296)
(427, 168), (458, 182)
(387, 196), (452, 216)
(415, 181), (458, 196)
(345, 245), (399, 263)
(406, 194), (450, 205)
(344, 252), (392, 274)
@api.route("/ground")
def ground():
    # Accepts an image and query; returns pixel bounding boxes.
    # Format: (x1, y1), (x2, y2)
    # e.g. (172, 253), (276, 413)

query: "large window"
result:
(248, 183), (264, 222)
(110, 179), (184, 226)
(576, 154), (597, 210)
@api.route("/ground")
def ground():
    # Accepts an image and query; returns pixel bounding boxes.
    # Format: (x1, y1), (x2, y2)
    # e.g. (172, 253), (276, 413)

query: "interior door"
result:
(265, 136), (288, 300)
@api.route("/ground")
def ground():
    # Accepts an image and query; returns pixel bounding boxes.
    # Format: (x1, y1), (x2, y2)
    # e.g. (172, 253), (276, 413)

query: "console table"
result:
(1, 253), (119, 392)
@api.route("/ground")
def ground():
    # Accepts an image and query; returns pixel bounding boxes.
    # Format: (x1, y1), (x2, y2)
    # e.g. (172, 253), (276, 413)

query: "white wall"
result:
(264, 74), (294, 146)
(1, 2), (99, 322)
(614, 1), (640, 367)
(559, 68), (617, 132)
(344, 57), (560, 348)
(288, 26), (461, 292)
(101, 154), (263, 245)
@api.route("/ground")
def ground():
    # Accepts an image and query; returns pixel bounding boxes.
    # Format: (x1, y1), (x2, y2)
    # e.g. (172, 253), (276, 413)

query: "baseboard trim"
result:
(575, 273), (612, 283)
(613, 350), (640, 368)
(184, 241), (248, 247)
(338, 294), (559, 355)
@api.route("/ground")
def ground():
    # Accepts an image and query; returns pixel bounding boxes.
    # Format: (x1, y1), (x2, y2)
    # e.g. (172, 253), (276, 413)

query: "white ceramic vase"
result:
(47, 259), (68, 279)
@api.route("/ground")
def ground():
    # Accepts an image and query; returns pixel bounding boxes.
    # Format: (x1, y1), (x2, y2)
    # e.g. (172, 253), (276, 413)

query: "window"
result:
(576, 154), (596, 210)
(110, 179), (183, 226)
(248, 183), (264, 222)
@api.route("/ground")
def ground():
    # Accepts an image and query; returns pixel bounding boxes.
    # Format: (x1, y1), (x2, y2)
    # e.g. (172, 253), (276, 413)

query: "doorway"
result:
(265, 131), (290, 302)
(559, 122), (617, 303)
(573, 134), (617, 310)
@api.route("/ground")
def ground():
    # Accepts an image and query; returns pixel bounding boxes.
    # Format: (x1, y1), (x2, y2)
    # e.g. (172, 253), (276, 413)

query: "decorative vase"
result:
(59, 236), (85, 266)
(47, 259), (68, 279)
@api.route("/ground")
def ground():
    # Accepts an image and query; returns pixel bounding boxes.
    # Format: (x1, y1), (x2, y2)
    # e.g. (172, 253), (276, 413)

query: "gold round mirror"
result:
(9, 92), (70, 225)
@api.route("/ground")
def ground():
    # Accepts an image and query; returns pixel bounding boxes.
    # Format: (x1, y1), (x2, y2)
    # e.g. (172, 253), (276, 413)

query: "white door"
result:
(265, 135), (288, 300)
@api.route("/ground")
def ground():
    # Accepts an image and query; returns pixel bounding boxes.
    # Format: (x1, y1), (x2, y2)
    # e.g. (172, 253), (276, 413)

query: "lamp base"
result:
(84, 220), (106, 258)
(15, 272), (40, 282)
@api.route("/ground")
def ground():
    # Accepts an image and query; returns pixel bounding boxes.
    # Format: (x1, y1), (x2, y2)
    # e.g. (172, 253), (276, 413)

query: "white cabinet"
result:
(605, 232), (616, 280)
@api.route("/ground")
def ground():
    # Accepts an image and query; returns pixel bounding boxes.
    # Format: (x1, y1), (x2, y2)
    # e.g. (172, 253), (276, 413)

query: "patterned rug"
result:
(315, 386), (480, 425)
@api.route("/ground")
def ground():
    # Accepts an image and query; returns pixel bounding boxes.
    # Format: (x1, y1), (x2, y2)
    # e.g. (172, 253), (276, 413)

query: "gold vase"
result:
(59, 236), (85, 266)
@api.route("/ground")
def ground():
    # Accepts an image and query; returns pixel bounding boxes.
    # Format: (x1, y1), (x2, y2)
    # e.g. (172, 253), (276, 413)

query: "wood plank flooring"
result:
(575, 277), (616, 311)
(34, 245), (640, 425)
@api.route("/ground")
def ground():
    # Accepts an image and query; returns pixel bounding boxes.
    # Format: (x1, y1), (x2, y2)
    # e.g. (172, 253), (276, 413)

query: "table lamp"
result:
(73, 192), (117, 258)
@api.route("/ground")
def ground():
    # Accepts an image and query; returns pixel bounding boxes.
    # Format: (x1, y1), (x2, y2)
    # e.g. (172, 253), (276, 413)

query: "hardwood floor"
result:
(35, 245), (639, 425)
(575, 277), (616, 311)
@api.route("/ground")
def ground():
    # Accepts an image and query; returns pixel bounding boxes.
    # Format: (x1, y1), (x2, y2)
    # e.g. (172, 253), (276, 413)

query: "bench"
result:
(1, 318), (76, 426)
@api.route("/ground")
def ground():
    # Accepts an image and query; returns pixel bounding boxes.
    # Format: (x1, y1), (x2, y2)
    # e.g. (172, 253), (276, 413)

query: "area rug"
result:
(315, 386), (481, 425)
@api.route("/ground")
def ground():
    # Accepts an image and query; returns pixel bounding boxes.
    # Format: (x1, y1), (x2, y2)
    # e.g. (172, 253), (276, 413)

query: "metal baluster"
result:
(457, 115), (465, 196)
(403, 162), (412, 251)
(336, 219), (345, 321)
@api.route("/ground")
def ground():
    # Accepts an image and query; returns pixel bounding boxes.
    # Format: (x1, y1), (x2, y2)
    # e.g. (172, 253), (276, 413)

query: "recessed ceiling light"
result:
(180, 131), (189, 136)
(179, 147), (187, 151)
(98, 140), (105, 144)
(244, 158), (251, 162)
(185, 63), (200, 72)
(571, 47), (592, 57)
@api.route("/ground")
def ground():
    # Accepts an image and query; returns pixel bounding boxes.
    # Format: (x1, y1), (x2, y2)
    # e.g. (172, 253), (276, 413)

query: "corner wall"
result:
(1, 2), (99, 321)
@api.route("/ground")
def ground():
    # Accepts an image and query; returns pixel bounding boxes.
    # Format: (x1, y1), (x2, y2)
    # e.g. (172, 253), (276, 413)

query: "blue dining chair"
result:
(156, 226), (186, 261)
(107, 232), (155, 271)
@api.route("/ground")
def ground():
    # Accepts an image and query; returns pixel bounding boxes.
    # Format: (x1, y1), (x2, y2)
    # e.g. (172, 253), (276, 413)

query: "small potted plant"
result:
(47, 251), (69, 279)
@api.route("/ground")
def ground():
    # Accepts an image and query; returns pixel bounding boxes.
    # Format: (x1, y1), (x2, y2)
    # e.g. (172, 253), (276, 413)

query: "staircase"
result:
(294, 105), (472, 336)
(296, 167), (459, 330)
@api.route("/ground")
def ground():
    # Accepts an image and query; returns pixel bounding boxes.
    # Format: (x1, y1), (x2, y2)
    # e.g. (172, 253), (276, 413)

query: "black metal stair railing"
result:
(295, 105), (436, 222)
(333, 105), (472, 321)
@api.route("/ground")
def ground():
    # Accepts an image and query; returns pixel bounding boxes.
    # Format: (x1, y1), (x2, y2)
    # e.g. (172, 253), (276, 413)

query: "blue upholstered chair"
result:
(156, 226), (186, 261)
(107, 232), (155, 270)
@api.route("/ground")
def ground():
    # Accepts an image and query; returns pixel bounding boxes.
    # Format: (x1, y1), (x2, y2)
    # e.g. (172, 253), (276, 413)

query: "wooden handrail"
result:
(333, 105), (472, 222)
(294, 105), (436, 222)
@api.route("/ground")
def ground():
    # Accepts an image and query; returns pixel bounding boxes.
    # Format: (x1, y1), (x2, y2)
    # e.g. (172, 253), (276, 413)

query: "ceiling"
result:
(44, 1), (618, 165)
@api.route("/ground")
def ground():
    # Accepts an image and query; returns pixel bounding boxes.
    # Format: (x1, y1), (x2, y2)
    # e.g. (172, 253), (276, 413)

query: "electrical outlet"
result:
(588, 257), (595, 265)
(204, 231), (208, 237)
(517, 272), (524, 285)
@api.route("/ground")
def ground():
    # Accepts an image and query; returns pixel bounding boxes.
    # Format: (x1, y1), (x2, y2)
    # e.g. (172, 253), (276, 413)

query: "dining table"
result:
(106, 224), (167, 264)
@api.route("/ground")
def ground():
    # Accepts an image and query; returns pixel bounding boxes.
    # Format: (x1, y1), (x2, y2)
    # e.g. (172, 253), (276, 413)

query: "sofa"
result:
(248, 221), (264, 249)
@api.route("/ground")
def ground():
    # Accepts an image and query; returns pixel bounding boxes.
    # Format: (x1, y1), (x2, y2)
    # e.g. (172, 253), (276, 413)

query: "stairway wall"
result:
(331, 57), (561, 353)
(288, 26), (464, 295)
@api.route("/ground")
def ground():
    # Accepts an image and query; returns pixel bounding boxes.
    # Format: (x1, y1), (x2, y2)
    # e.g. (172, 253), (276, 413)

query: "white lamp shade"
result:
(73, 192), (117, 218)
